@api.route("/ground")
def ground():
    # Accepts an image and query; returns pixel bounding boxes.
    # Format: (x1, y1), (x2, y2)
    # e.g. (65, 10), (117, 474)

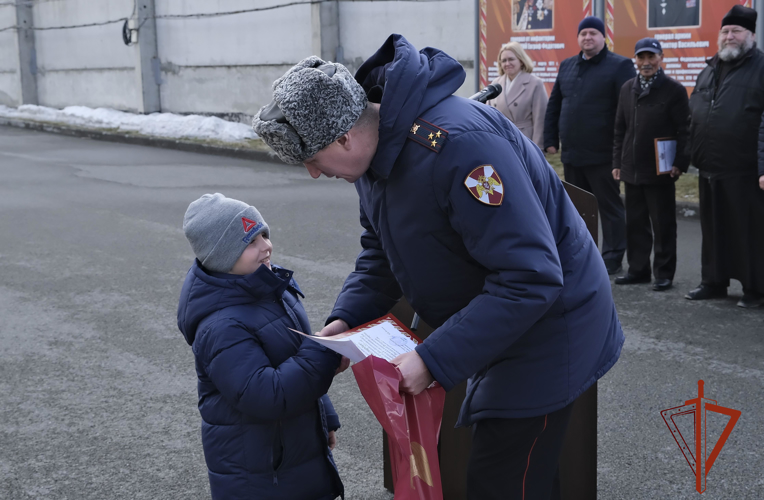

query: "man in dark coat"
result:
(648, 0), (700, 29)
(612, 38), (690, 292)
(685, 5), (764, 308)
(544, 16), (636, 274)
(253, 34), (624, 499)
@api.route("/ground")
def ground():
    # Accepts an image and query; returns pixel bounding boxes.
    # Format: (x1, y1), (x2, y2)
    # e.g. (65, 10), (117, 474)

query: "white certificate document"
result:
(295, 319), (419, 363)
(655, 138), (677, 174)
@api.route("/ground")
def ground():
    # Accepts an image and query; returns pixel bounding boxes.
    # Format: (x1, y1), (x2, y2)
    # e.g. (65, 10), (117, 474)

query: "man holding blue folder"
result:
(612, 38), (690, 291)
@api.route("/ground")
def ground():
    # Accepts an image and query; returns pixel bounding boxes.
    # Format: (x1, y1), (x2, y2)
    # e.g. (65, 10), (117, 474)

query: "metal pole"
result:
(134, 0), (161, 113)
(15, 0), (38, 105)
(594, 0), (605, 20)
(474, 0), (480, 92)
(312, 1), (340, 62)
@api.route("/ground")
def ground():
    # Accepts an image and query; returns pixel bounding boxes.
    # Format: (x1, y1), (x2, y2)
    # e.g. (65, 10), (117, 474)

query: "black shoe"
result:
(652, 279), (673, 291)
(615, 273), (651, 285)
(737, 293), (764, 308)
(685, 284), (727, 301)
(605, 260), (623, 275)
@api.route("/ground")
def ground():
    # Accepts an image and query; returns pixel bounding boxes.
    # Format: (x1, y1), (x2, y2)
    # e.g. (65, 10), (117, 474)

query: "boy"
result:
(177, 193), (344, 500)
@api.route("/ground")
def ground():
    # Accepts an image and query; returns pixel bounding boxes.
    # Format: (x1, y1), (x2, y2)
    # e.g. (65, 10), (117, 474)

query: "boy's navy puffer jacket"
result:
(177, 261), (343, 500)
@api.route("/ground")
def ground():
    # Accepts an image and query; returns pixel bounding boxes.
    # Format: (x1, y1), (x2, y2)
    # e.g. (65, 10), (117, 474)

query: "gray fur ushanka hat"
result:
(252, 56), (368, 164)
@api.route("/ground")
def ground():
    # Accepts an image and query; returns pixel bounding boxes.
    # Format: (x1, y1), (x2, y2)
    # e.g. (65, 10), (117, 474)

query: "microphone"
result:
(469, 83), (502, 103)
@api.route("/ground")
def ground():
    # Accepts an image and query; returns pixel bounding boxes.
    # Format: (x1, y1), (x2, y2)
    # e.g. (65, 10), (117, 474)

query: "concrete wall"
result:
(340, 0), (477, 98)
(0, 0), (477, 115)
(33, 0), (138, 110)
(155, 0), (313, 116)
(0, 4), (21, 107)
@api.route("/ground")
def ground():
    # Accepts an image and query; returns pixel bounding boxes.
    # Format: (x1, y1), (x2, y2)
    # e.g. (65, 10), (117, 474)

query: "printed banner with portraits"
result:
(479, 0), (755, 95)
(607, 0), (754, 91)
(478, 0), (595, 94)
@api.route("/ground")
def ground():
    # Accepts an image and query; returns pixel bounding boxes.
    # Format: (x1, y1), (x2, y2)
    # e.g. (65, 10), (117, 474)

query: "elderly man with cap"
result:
(544, 17), (636, 276)
(612, 38), (690, 292)
(685, 5), (764, 308)
(254, 34), (624, 498)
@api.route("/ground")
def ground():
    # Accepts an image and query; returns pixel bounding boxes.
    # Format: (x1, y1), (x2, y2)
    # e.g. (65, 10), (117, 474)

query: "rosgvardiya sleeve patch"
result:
(464, 165), (504, 206)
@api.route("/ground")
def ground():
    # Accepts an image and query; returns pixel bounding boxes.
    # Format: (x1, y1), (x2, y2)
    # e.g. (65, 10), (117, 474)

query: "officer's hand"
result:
(670, 167), (682, 179)
(317, 319), (349, 337)
(316, 320), (351, 374)
(612, 168), (621, 181)
(759, 175), (764, 190)
(391, 351), (434, 395)
(545, 146), (558, 154)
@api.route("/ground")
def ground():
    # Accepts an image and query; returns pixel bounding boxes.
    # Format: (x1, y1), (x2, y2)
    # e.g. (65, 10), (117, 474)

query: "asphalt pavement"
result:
(0, 126), (762, 499)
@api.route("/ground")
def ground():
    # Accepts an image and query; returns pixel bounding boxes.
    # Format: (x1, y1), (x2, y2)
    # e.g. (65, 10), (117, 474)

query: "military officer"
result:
(516, 0), (553, 31)
(253, 34), (624, 499)
(649, 0), (700, 29)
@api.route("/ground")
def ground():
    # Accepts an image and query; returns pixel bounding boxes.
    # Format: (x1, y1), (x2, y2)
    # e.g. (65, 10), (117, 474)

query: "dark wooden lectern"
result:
(383, 181), (599, 500)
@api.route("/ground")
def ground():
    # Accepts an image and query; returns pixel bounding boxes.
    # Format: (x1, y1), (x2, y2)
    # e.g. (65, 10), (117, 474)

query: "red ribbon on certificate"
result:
(352, 355), (446, 500)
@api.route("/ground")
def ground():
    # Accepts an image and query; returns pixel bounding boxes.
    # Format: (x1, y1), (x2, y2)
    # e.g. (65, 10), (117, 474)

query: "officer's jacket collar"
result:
(355, 34), (465, 179)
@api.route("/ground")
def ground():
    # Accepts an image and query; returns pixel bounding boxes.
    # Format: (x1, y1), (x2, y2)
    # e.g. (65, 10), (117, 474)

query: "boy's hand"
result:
(317, 319), (349, 337)
(328, 431), (337, 450)
(335, 356), (351, 375)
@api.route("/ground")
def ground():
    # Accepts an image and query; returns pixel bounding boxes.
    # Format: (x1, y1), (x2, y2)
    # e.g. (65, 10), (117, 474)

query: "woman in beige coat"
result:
(487, 42), (548, 148)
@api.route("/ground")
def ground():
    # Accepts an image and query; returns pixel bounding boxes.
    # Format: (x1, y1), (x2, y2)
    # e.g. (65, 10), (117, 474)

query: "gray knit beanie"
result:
(183, 193), (270, 273)
(252, 56), (368, 164)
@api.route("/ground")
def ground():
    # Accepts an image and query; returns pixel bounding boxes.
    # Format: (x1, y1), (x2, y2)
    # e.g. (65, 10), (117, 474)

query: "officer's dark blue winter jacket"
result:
(329, 34), (624, 426)
(178, 261), (343, 500)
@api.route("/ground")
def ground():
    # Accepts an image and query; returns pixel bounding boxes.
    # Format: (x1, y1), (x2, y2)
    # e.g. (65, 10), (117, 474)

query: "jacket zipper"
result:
(632, 94), (639, 183)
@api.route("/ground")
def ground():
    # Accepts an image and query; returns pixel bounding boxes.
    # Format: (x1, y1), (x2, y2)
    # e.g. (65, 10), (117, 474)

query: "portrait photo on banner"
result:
(648, 0), (701, 29)
(513, 0), (554, 32)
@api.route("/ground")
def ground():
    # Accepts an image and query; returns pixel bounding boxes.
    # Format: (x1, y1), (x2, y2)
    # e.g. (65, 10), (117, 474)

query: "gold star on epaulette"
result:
(407, 117), (449, 153)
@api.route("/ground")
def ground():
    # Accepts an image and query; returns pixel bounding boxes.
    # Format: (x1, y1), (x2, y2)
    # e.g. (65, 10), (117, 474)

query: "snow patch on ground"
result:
(0, 105), (257, 143)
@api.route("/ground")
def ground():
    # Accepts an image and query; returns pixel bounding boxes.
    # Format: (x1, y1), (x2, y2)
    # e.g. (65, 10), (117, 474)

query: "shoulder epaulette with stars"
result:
(408, 118), (449, 153)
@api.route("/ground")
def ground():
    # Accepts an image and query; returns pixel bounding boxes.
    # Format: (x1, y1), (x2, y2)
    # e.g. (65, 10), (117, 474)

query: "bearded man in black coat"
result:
(685, 5), (764, 308)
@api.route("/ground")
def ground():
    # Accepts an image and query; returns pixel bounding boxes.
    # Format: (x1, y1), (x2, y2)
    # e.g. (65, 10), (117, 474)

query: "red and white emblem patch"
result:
(464, 165), (504, 206)
(241, 217), (258, 232)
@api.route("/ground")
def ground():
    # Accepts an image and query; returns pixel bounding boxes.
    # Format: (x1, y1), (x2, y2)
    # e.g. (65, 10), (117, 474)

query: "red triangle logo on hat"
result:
(242, 217), (257, 233)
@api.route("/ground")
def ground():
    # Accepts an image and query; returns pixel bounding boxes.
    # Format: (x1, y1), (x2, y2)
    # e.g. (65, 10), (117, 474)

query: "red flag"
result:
(353, 355), (446, 499)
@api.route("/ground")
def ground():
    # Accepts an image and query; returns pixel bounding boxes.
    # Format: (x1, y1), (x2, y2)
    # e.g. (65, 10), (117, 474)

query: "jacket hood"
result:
(355, 34), (466, 178)
(177, 260), (300, 345)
